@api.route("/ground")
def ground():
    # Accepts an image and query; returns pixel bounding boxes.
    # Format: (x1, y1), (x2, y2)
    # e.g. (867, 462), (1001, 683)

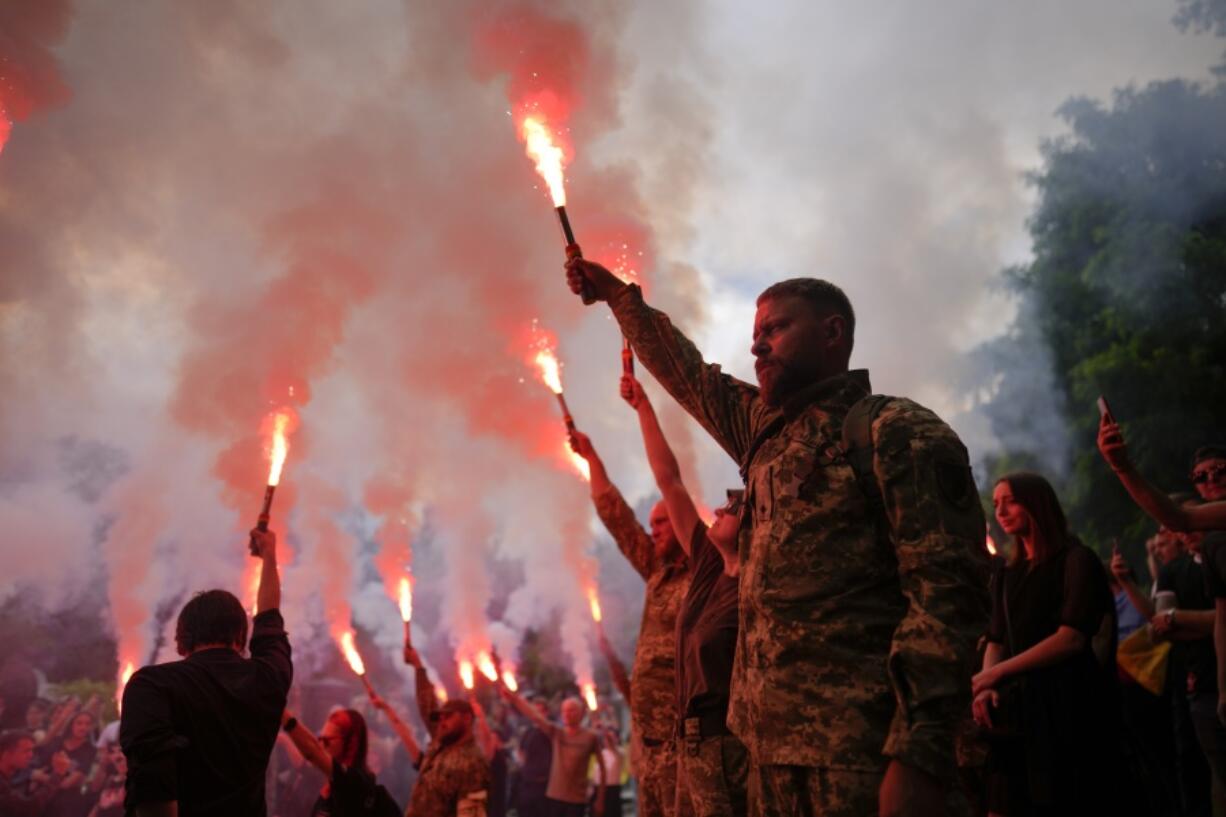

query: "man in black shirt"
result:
(121, 528), (292, 817)
(513, 697), (553, 817)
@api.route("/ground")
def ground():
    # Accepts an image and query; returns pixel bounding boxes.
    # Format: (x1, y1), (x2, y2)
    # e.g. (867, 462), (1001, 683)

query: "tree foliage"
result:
(986, 75), (1226, 556)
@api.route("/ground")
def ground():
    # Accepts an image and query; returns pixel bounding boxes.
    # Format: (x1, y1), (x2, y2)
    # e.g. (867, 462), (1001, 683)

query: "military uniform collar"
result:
(777, 369), (872, 420)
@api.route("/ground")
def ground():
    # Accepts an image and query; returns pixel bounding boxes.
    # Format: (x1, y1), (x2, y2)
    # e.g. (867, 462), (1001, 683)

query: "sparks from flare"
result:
(398, 577), (413, 622)
(459, 659), (475, 691)
(581, 682), (598, 712)
(587, 588), (603, 623)
(339, 631), (367, 676)
(519, 115), (567, 207)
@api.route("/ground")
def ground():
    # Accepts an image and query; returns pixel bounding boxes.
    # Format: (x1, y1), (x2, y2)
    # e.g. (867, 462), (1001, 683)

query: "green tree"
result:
(984, 75), (1226, 556)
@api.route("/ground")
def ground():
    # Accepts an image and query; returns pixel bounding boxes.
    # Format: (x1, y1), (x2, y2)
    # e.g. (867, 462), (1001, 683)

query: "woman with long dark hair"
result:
(282, 707), (399, 816)
(971, 472), (1120, 816)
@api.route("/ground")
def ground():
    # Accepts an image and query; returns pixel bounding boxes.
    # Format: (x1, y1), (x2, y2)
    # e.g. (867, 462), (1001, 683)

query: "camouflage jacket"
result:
(593, 483), (690, 743)
(608, 284), (990, 781)
(406, 733), (491, 817)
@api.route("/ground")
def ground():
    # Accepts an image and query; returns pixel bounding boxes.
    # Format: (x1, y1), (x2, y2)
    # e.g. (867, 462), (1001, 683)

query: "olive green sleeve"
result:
(608, 284), (763, 467)
(873, 401), (992, 782)
(593, 482), (655, 580)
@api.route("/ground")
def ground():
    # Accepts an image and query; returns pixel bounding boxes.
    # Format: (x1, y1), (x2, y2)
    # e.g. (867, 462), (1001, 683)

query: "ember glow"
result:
(116, 662), (135, 711)
(398, 577), (413, 622)
(0, 108), (10, 158)
(435, 686), (448, 704)
(519, 115), (567, 207)
(339, 631), (367, 676)
(459, 659), (475, 690)
(566, 441), (592, 482)
(501, 669), (519, 692)
(265, 409), (295, 486)
(534, 348), (564, 395)
(581, 682), (598, 712)
(587, 588), (602, 622)
(986, 534), (998, 556)
(477, 652), (499, 683)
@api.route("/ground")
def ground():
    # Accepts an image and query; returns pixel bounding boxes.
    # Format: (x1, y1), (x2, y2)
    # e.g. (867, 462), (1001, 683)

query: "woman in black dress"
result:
(971, 472), (1120, 816)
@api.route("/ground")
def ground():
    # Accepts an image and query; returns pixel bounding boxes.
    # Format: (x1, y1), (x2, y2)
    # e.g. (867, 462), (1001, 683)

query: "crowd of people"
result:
(1, 262), (1223, 816)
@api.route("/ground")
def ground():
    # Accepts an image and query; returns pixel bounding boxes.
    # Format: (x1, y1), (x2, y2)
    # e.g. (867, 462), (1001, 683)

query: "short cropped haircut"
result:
(1192, 445), (1226, 469)
(175, 589), (248, 655)
(0, 729), (34, 754)
(757, 278), (856, 346)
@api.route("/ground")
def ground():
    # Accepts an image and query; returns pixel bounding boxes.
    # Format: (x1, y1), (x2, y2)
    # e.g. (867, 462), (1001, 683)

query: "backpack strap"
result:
(840, 394), (895, 522)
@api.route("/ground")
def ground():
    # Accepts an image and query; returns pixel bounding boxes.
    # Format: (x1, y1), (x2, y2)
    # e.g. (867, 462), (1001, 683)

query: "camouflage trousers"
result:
(674, 734), (750, 817)
(639, 739), (679, 817)
(750, 765), (880, 817)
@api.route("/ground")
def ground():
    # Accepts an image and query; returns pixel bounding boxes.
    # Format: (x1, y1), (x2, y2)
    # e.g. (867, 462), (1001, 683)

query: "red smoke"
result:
(0, 0), (74, 154)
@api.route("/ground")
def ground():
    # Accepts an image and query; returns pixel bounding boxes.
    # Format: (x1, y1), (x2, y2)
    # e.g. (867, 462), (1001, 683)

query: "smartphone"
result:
(1097, 395), (1115, 423)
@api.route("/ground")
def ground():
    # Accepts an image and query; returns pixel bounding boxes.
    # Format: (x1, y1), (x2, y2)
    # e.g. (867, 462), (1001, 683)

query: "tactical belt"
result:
(678, 709), (731, 742)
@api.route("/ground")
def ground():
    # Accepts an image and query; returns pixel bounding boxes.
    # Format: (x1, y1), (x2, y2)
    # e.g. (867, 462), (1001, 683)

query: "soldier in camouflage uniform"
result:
(403, 648), (491, 817)
(570, 431), (690, 817)
(565, 262), (991, 817)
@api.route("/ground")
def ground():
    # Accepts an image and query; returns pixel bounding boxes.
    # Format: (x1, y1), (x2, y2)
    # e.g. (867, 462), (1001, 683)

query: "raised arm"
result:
(595, 623), (632, 701)
(874, 404), (991, 784)
(621, 375), (702, 554)
(565, 258), (762, 466)
(1099, 419), (1226, 532)
(404, 648), (439, 736)
(571, 430), (655, 579)
(250, 528), (281, 613)
(468, 695), (501, 761)
(369, 693), (424, 766)
(498, 684), (553, 734)
(280, 710), (332, 776)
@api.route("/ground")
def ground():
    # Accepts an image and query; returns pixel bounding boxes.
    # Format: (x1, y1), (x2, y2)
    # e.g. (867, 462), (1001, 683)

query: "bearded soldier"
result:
(565, 261), (990, 817)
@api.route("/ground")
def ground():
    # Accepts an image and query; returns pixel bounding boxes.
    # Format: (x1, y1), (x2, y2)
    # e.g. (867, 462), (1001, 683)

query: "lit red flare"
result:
(477, 652), (499, 683)
(266, 411), (294, 485)
(519, 115), (567, 207)
(534, 348), (565, 395)
(339, 631), (367, 676)
(459, 660), (475, 691)
(581, 682), (598, 712)
(986, 534), (998, 557)
(587, 588), (603, 623)
(435, 686), (448, 704)
(501, 669), (519, 692)
(398, 577), (413, 623)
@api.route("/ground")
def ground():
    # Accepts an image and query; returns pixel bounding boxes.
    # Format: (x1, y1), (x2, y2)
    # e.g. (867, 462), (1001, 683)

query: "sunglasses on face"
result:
(1192, 465), (1226, 485)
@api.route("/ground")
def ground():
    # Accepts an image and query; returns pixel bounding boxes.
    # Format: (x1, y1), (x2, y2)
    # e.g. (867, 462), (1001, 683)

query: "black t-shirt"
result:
(1200, 532), (1226, 598)
(675, 520), (739, 720)
(519, 726), (552, 787)
(311, 759), (386, 817)
(1159, 552), (1217, 694)
(988, 543), (1111, 653)
(37, 736), (96, 776)
(120, 608), (293, 816)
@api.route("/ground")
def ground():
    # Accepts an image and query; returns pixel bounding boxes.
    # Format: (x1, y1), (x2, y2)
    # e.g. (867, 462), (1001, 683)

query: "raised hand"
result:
(1097, 417), (1131, 473)
(565, 257), (624, 303)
